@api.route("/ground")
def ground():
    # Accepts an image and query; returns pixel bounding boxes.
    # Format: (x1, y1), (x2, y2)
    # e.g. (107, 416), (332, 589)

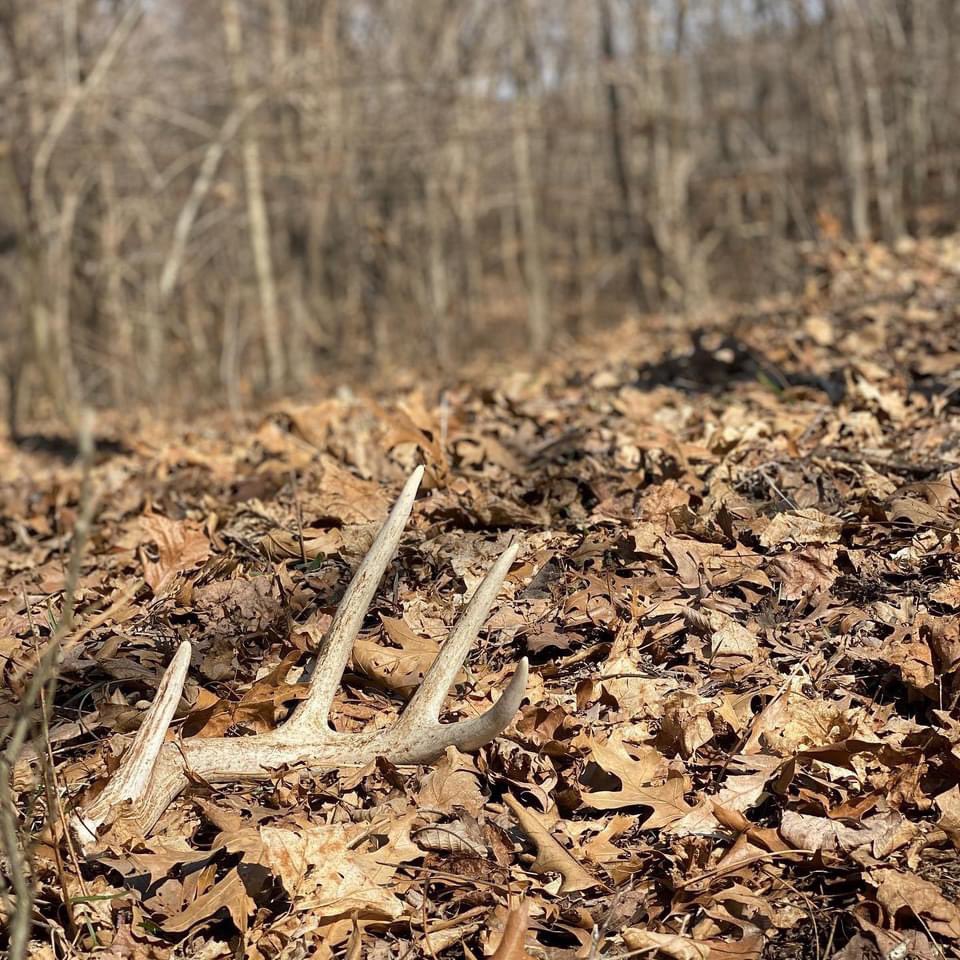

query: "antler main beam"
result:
(71, 467), (527, 852)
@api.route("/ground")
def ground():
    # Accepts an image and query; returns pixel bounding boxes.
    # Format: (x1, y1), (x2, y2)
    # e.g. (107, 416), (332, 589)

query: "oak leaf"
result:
(580, 732), (691, 827)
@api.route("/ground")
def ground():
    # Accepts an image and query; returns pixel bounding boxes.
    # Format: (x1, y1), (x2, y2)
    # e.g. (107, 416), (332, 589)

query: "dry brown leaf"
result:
(352, 615), (443, 696)
(139, 514), (210, 594)
(490, 899), (532, 960)
(779, 811), (914, 856)
(418, 747), (486, 816)
(622, 928), (710, 960)
(931, 580), (960, 608)
(936, 786), (960, 849)
(768, 546), (839, 600)
(707, 614), (759, 660)
(872, 868), (960, 938)
(217, 819), (408, 920)
(162, 866), (253, 934)
(580, 732), (692, 827)
(742, 679), (868, 755)
(659, 691), (717, 756)
(759, 509), (842, 548)
(306, 456), (392, 524)
(503, 794), (601, 894)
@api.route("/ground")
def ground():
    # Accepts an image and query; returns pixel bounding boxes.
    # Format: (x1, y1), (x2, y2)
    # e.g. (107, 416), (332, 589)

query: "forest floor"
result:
(2, 235), (960, 960)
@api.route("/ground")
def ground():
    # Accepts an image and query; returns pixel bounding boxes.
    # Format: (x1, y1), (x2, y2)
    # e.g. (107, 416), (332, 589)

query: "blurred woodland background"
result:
(1, 0), (957, 428)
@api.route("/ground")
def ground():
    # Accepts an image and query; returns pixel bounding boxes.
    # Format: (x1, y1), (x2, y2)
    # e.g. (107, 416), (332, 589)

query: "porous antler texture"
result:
(72, 467), (527, 852)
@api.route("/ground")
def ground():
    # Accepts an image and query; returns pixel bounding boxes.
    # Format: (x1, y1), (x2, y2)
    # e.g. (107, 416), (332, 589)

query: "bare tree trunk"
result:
(831, 12), (870, 241)
(599, 0), (647, 311)
(451, 138), (483, 342)
(510, 2), (550, 354)
(848, 4), (902, 242)
(99, 158), (131, 405)
(222, 0), (285, 391)
(425, 173), (452, 370)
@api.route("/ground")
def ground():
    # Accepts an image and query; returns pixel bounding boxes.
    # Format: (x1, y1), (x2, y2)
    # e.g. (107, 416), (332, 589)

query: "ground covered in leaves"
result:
(3, 236), (960, 959)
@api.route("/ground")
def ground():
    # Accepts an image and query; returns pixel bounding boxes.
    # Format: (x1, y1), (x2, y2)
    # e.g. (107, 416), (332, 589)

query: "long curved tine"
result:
(396, 542), (519, 730)
(401, 658), (529, 758)
(287, 466), (424, 732)
(72, 640), (192, 843)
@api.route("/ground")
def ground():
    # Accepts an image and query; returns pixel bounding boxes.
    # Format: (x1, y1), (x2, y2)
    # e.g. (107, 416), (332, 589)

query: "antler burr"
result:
(71, 467), (527, 851)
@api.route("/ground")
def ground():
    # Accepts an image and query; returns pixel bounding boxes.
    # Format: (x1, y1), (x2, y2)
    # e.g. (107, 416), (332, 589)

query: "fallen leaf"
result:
(352, 615), (443, 696)
(139, 515), (210, 594)
(503, 794), (601, 893)
(162, 867), (253, 934)
(580, 732), (692, 827)
(490, 898), (532, 960)
(872, 868), (960, 938)
(759, 509), (842, 548)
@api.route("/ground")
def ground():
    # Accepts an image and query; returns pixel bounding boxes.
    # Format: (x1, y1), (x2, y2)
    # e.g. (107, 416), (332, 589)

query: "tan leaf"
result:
(306, 457), (392, 524)
(708, 615), (759, 660)
(162, 867), (253, 934)
(875, 639), (936, 696)
(759, 509), (842, 548)
(742, 679), (867, 755)
(622, 929), (710, 960)
(931, 580), (960, 608)
(624, 928), (763, 960)
(352, 615), (444, 696)
(660, 691), (716, 756)
(503, 794), (601, 894)
(580, 732), (692, 827)
(139, 514), (210, 594)
(218, 819), (405, 920)
(936, 786), (960, 850)
(779, 811), (911, 854)
(768, 546), (838, 600)
(490, 898), (533, 960)
(872, 868), (960, 938)
(418, 747), (486, 816)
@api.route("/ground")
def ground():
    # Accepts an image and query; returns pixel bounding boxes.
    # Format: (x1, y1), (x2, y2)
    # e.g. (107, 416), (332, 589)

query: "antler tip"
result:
(173, 639), (193, 663)
(407, 464), (425, 489)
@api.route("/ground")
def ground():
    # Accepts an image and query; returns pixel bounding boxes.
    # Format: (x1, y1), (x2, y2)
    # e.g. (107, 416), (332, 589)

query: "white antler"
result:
(71, 467), (527, 851)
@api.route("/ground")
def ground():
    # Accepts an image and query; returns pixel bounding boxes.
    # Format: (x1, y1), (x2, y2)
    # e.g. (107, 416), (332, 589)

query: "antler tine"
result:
(286, 465), (424, 732)
(72, 640), (192, 844)
(396, 542), (519, 730)
(422, 657), (529, 755)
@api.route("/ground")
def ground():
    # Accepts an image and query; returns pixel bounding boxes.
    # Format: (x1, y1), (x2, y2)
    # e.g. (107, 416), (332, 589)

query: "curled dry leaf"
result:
(623, 929), (710, 960)
(780, 811), (916, 857)
(418, 746), (486, 816)
(213, 815), (419, 921)
(935, 786), (960, 849)
(161, 867), (253, 935)
(139, 514), (211, 594)
(758, 509), (843, 548)
(413, 822), (488, 856)
(624, 927), (764, 960)
(503, 794), (601, 894)
(872, 869), (960, 939)
(490, 899), (532, 960)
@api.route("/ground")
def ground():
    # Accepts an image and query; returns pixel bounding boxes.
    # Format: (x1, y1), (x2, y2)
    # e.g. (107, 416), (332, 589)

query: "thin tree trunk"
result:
(222, 0), (285, 390)
(510, 2), (549, 354)
(832, 16), (870, 241)
(599, 0), (646, 311)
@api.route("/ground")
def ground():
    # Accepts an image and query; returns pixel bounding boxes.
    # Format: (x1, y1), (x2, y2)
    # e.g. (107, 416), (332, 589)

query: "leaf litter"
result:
(2, 235), (960, 958)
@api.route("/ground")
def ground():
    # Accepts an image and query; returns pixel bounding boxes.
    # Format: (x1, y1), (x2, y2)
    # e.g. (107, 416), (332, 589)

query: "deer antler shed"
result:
(71, 467), (527, 852)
